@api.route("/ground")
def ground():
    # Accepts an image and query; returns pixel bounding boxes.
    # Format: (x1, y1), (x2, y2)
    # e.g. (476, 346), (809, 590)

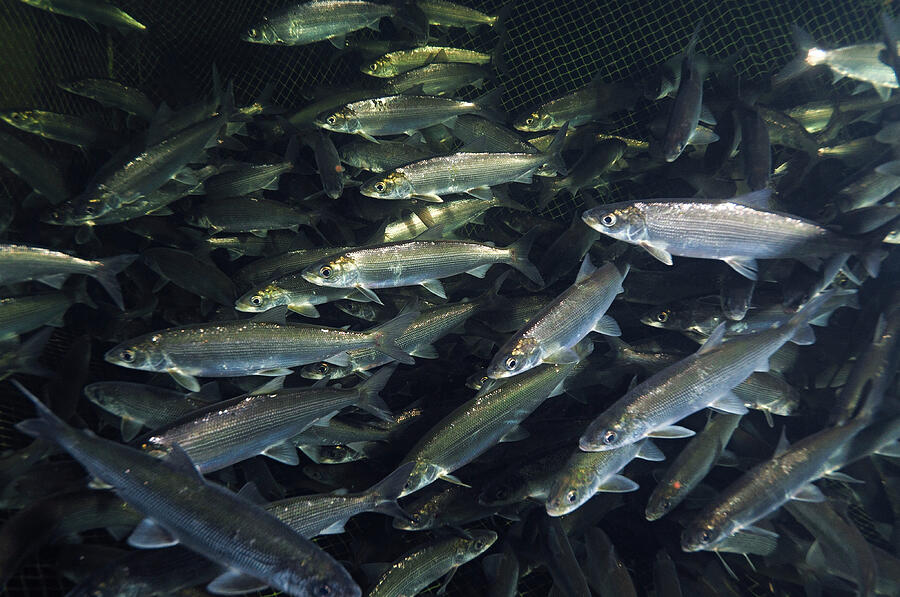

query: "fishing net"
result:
(0, 0), (892, 595)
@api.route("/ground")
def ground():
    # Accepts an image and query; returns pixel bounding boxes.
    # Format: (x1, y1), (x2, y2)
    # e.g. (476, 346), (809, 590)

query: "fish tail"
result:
(11, 379), (68, 441)
(861, 249), (888, 278)
(10, 329), (54, 378)
(366, 462), (415, 524)
(772, 26), (816, 86)
(491, 6), (512, 73)
(543, 122), (569, 176)
(472, 87), (505, 123)
(369, 310), (419, 365)
(91, 254), (138, 310)
(505, 228), (545, 287)
(787, 289), (837, 344)
(355, 365), (397, 421)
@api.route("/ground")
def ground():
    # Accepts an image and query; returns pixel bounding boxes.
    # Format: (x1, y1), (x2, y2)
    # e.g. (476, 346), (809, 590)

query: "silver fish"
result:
(301, 232), (542, 304)
(582, 189), (885, 280)
(579, 292), (833, 452)
(140, 366), (395, 473)
(14, 384), (360, 597)
(0, 244), (135, 310)
(58, 78), (156, 121)
(339, 138), (438, 173)
(104, 308), (417, 391)
(19, 0), (146, 32)
(0, 130), (69, 203)
(659, 29), (713, 162)
(236, 271), (369, 318)
(359, 125), (567, 202)
(486, 259), (627, 379)
(243, 0), (395, 48)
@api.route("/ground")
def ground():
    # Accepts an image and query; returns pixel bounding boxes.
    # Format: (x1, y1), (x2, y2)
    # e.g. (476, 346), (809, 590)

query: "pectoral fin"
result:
(593, 314), (621, 336)
(168, 368), (200, 392)
(128, 518), (179, 549)
(262, 441), (299, 465)
(597, 474), (639, 493)
(723, 256), (758, 280)
(207, 570), (269, 596)
(639, 241), (673, 265)
(647, 425), (695, 439)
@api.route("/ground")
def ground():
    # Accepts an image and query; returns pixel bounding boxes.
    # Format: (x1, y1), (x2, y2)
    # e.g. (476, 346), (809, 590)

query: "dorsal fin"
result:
(697, 322), (727, 355)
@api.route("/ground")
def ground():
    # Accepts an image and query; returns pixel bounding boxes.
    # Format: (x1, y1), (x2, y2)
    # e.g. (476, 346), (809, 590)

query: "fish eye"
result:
(566, 490), (578, 503)
(250, 295), (263, 306)
(370, 63), (379, 71)
(84, 206), (95, 215)
(326, 115), (337, 125)
(316, 363), (329, 375)
(656, 311), (669, 323)
(313, 583), (332, 596)
(319, 265), (333, 278)
(248, 28), (259, 38)
(120, 349), (135, 363)
(525, 117), (534, 125)
(603, 430), (617, 445)
(505, 357), (517, 370)
(494, 487), (508, 500)
(600, 213), (616, 227)
(663, 499), (671, 510)
(374, 182), (386, 192)
(700, 530), (712, 543)
(474, 539), (485, 550)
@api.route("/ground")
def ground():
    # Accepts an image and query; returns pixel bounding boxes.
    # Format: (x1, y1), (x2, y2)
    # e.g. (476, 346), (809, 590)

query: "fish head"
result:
(400, 460), (441, 496)
(457, 530), (498, 563)
(579, 407), (643, 452)
(478, 471), (527, 506)
(314, 106), (360, 134)
(301, 254), (360, 288)
(235, 283), (285, 312)
(273, 566), (361, 597)
(242, 20), (282, 45)
(41, 199), (104, 226)
(644, 483), (679, 521)
(359, 171), (413, 200)
(334, 300), (378, 321)
(392, 496), (437, 530)
(545, 466), (598, 516)
(300, 361), (353, 380)
(104, 335), (165, 372)
(0, 111), (36, 129)
(362, 57), (394, 77)
(640, 306), (677, 330)
(680, 519), (726, 552)
(513, 110), (552, 132)
(82, 384), (121, 413)
(581, 204), (647, 243)
(486, 337), (542, 379)
(465, 369), (491, 391)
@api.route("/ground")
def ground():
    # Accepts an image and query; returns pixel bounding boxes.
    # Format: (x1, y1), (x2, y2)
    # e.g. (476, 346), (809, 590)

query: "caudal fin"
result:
(365, 462), (415, 523)
(505, 228), (545, 287)
(355, 365), (397, 421)
(771, 26), (817, 87)
(10, 329), (54, 378)
(11, 380), (69, 441)
(369, 310), (419, 365)
(91, 254), (138, 310)
(542, 122), (569, 176)
(787, 290), (837, 344)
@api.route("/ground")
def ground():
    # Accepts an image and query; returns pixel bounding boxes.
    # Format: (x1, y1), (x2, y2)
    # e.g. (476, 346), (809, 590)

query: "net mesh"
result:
(0, 0), (891, 595)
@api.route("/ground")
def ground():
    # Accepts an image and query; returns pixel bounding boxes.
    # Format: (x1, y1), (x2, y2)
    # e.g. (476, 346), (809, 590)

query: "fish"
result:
(394, 483), (502, 531)
(233, 245), (354, 290)
(83, 381), (220, 442)
(310, 131), (347, 199)
(48, 110), (227, 224)
(143, 247), (237, 307)
(379, 62), (492, 95)
(644, 413), (742, 521)
(187, 197), (315, 236)
(104, 308), (418, 391)
(18, 0), (146, 32)
(584, 528), (639, 597)
(315, 94), (496, 142)
(451, 115), (543, 154)
(266, 462), (413, 537)
(477, 445), (572, 507)
(482, 543), (520, 597)
(0, 244), (135, 310)
(0, 292), (83, 341)
(579, 292), (833, 452)
(235, 271), (370, 318)
(339, 138), (438, 173)
(139, 367), (395, 473)
(243, 0), (396, 48)
(0, 109), (121, 149)
(660, 28), (714, 162)
(0, 130), (69, 203)
(301, 232), (543, 304)
(58, 78), (156, 121)
(13, 383), (360, 597)
(582, 189), (886, 280)
(653, 550), (683, 597)
(415, 0), (502, 29)
(773, 26), (898, 100)
(362, 46), (492, 78)
(0, 328), (53, 381)
(373, 194), (525, 244)
(513, 79), (640, 131)
(681, 415), (869, 553)
(359, 124), (567, 202)
(486, 259), (627, 379)
(538, 138), (627, 207)
(201, 141), (298, 199)
(368, 530), (497, 597)
(718, 268), (756, 321)
(545, 439), (664, 516)
(739, 104), (772, 191)
(399, 339), (591, 497)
